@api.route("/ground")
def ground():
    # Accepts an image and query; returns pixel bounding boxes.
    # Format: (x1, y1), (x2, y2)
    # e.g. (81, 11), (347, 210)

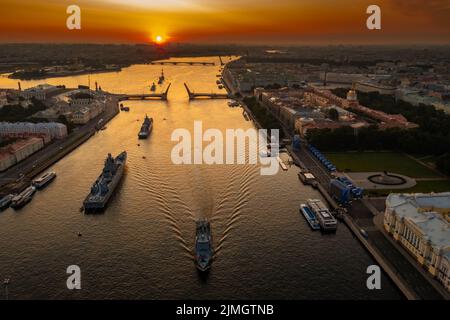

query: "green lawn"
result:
(324, 152), (441, 178)
(367, 180), (450, 197)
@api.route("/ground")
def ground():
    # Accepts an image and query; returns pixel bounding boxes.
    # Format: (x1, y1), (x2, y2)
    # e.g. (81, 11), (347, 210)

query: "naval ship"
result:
(83, 151), (127, 211)
(138, 115), (153, 139)
(0, 194), (14, 211)
(195, 218), (213, 272)
(158, 69), (165, 84)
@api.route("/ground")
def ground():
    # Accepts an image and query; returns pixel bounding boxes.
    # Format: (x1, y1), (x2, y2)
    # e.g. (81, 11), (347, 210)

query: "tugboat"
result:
(32, 171), (56, 189)
(83, 151), (127, 211)
(10, 186), (36, 210)
(195, 218), (213, 272)
(0, 194), (14, 211)
(158, 69), (165, 84)
(138, 114), (153, 139)
(150, 82), (156, 92)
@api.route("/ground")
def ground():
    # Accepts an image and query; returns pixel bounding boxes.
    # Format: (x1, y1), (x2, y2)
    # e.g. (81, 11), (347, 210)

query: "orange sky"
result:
(0, 0), (449, 44)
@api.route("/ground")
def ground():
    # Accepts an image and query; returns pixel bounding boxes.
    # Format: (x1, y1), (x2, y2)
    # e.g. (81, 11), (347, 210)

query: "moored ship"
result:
(300, 204), (321, 230)
(10, 186), (36, 210)
(83, 151), (127, 211)
(0, 194), (14, 211)
(307, 199), (337, 232)
(158, 69), (165, 84)
(32, 171), (56, 189)
(195, 218), (213, 272)
(138, 115), (153, 139)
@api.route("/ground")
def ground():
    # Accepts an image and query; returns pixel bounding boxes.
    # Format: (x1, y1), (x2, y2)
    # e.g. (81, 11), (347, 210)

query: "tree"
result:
(437, 154), (450, 176)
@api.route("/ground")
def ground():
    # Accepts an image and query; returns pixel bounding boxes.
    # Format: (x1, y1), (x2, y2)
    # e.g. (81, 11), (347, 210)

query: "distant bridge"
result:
(118, 83), (171, 101)
(150, 61), (215, 66)
(184, 83), (230, 100)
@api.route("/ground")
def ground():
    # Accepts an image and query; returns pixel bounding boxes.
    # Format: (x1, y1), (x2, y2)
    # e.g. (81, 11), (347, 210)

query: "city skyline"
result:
(1, 0), (450, 44)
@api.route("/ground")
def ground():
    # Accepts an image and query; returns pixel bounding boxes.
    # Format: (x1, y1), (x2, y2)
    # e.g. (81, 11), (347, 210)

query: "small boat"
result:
(360, 229), (369, 239)
(120, 106), (130, 112)
(218, 85), (224, 89)
(32, 171), (56, 189)
(100, 126), (107, 131)
(227, 100), (239, 107)
(0, 194), (14, 211)
(300, 204), (321, 230)
(10, 186), (37, 210)
(277, 157), (288, 171)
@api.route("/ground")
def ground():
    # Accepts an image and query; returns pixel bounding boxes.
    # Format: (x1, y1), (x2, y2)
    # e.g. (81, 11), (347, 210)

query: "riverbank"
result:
(8, 66), (123, 81)
(223, 67), (447, 299)
(0, 95), (120, 196)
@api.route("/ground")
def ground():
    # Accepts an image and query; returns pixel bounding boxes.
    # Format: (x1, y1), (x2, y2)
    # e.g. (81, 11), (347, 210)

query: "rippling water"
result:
(0, 57), (402, 299)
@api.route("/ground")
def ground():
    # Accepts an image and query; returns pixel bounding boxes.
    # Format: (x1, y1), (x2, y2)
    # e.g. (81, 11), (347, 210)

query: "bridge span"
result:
(183, 83), (230, 100)
(150, 61), (215, 66)
(118, 83), (171, 101)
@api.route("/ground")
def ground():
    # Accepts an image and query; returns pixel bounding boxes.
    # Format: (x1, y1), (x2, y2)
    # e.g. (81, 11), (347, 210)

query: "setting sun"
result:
(155, 35), (164, 44)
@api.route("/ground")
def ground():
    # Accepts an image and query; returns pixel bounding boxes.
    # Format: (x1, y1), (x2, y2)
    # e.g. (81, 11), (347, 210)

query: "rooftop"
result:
(387, 192), (450, 251)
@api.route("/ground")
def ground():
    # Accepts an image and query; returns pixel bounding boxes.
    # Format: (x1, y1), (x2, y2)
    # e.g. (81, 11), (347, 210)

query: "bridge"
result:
(118, 83), (171, 101)
(184, 83), (230, 100)
(150, 61), (215, 66)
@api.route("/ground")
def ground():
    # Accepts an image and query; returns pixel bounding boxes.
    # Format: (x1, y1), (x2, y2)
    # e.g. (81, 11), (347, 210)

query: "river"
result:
(0, 57), (402, 299)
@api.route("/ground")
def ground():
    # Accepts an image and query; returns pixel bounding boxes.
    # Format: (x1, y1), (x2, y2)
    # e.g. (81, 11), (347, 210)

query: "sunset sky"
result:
(1, 0), (449, 44)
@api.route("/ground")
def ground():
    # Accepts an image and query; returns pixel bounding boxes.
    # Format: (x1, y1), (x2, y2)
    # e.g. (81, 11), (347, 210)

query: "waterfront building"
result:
(308, 87), (418, 129)
(384, 192), (450, 292)
(20, 84), (59, 100)
(70, 101), (105, 125)
(69, 92), (94, 106)
(0, 122), (67, 141)
(0, 137), (44, 171)
(254, 87), (369, 136)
